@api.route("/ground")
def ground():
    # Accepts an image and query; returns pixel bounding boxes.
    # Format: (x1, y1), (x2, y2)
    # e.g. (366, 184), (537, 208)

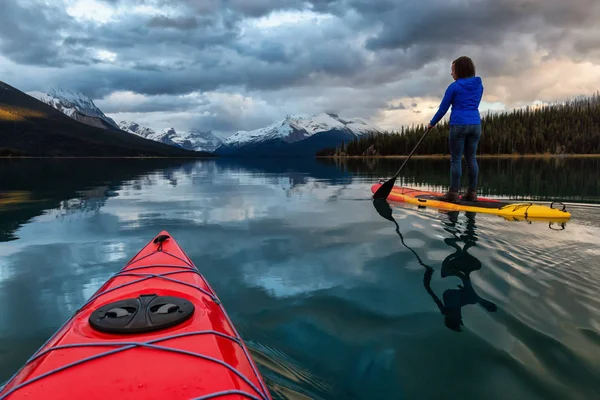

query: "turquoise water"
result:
(1, 157), (599, 399)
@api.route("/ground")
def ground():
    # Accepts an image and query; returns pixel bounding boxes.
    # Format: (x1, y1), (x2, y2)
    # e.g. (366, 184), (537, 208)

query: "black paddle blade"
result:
(373, 198), (395, 222)
(372, 177), (396, 200)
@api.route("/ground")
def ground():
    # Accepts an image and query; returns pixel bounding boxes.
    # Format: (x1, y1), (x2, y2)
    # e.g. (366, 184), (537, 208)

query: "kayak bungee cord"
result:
(192, 391), (265, 400)
(82, 265), (220, 306)
(0, 233), (272, 400)
(499, 202), (533, 218)
(0, 331), (267, 400)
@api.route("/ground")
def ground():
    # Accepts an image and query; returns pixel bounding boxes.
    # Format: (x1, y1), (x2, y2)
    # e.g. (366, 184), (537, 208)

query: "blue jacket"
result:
(430, 76), (484, 126)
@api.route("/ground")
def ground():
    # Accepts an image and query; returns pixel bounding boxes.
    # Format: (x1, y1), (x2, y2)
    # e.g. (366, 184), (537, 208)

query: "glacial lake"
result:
(1, 156), (599, 399)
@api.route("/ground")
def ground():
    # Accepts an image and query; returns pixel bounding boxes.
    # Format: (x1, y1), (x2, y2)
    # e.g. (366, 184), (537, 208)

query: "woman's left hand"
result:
(428, 123), (435, 130)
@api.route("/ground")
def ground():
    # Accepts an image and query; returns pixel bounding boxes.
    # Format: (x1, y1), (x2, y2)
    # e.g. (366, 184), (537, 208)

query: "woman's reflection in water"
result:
(373, 200), (497, 332)
(433, 211), (497, 331)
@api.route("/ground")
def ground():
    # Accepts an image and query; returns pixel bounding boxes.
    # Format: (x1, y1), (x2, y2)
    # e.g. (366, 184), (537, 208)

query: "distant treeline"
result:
(318, 92), (600, 157)
(316, 156), (600, 202)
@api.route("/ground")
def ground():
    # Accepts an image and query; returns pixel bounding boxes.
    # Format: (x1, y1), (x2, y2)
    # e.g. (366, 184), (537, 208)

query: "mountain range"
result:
(24, 88), (225, 153)
(29, 87), (121, 131)
(119, 121), (223, 153)
(2, 81), (386, 157)
(0, 81), (208, 157)
(118, 112), (385, 156)
(215, 113), (385, 156)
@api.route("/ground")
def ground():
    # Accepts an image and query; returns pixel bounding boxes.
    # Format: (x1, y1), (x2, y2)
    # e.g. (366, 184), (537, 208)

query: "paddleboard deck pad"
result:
(371, 183), (571, 221)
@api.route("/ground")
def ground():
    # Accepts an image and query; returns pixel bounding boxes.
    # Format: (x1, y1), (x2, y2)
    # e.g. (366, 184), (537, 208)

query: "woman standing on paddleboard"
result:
(428, 56), (484, 202)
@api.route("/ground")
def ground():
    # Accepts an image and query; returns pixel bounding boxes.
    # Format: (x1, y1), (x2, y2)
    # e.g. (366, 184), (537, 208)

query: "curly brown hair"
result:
(452, 56), (476, 79)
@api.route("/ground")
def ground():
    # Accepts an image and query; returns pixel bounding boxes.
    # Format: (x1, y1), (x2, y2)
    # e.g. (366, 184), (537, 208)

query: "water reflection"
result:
(373, 200), (498, 332)
(0, 158), (197, 242)
(437, 211), (498, 331)
(322, 156), (600, 204)
(1, 158), (599, 399)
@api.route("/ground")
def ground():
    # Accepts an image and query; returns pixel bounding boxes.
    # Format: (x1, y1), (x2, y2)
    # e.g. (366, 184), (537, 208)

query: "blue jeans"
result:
(449, 124), (481, 191)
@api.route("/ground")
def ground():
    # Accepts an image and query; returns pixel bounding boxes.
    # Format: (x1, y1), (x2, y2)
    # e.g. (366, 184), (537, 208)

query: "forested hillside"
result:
(0, 81), (207, 157)
(320, 92), (600, 157)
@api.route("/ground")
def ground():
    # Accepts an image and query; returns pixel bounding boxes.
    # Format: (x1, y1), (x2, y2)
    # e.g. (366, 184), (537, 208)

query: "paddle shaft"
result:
(391, 127), (432, 178)
(372, 126), (433, 199)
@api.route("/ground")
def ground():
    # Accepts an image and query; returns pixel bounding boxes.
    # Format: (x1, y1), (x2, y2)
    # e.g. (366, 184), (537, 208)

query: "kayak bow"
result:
(0, 231), (272, 400)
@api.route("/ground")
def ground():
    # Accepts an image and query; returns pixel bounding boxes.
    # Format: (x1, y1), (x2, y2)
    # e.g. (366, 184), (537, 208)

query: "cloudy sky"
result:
(1, 0), (600, 138)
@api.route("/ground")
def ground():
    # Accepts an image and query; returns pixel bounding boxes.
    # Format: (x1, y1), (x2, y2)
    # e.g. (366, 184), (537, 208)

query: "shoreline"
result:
(0, 156), (217, 159)
(317, 153), (600, 159)
(1, 154), (599, 160)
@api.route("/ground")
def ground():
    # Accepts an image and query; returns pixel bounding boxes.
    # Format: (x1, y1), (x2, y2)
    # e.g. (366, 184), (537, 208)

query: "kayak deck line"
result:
(0, 232), (272, 400)
(191, 391), (266, 400)
(81, 265), (221, 307)
(126, 248), (194, 268)
(0, 331), (267, 400)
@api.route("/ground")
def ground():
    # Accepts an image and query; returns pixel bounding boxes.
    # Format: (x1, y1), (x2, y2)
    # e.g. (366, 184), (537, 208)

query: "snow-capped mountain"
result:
(119, 121), (222, 152)
(222, 113), (383, 148)
(28, 87), (120, 130)
(184, 130), (223, 153)
(118, 121), (156, 139)
(155, 127), (192, 149)
(119, 121), (187, 148)
(216, 113), (384, 156)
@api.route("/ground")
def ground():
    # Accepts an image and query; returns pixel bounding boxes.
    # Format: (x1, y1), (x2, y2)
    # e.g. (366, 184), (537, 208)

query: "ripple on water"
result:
(248, 341), (332, 400)
(494, 310), (600, 400)
(450, 210), (600, 400)
(578, 327), (600, 347)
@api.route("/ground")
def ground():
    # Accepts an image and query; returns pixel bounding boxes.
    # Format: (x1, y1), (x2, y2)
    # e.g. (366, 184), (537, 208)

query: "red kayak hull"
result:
(0, 231), (272, 400)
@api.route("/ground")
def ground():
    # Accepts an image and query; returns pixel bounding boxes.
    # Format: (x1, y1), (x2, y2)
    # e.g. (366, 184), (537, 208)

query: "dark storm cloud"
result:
(155, 0), (314, 17)
(2, 0), (600, 136)
(19, 2), (369, 98)
(188, 110), (274, 135)
(362, 1), (531, 51)
(386, 101), (417, 111)
(387, 103), (407, 110)
(226, 0), (308, 17)
(0, 1), (75, 66)
(4, 0), (596, 96)
(46, 59), (313, 99)
(356, 0), (600, 56)
(233, 40), (292, 64)
(148, 15), (199, 30)
(96, 93), (210, 113)
(81, 14), (234, 53)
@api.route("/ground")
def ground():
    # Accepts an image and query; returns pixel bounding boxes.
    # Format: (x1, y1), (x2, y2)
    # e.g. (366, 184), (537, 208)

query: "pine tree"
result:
(338, 93), (600, 156)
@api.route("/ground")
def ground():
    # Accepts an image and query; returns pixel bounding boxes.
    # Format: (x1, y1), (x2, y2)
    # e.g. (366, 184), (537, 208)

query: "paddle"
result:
(372, 198), (443, 311)
(372, 126), (432, 200)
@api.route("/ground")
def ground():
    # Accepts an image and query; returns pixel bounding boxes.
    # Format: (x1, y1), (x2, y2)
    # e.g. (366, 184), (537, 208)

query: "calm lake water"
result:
(1, 157), (600, 399)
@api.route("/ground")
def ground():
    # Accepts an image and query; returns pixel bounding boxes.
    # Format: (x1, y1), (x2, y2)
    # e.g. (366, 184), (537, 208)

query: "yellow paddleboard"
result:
(371, 184), (571, 222)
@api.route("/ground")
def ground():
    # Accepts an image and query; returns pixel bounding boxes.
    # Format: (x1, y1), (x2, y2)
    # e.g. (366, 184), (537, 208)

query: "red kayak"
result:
(0, 231), (272, 400)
